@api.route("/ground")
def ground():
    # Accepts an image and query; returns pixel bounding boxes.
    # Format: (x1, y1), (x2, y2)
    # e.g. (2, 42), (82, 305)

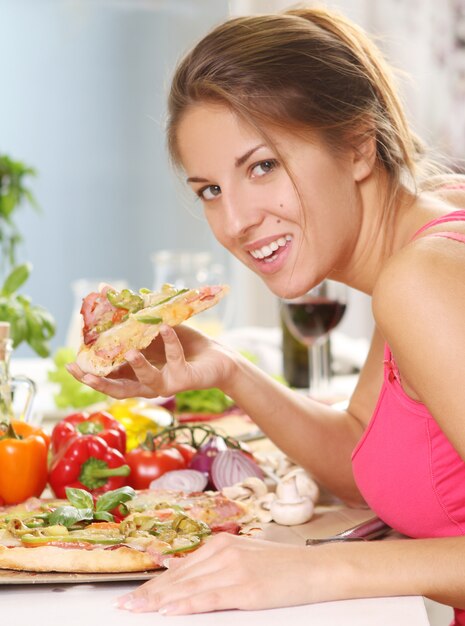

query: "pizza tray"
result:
(0, 568), (160, 585)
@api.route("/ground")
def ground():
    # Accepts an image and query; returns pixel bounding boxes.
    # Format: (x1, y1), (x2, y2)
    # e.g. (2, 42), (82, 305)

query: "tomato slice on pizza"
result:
(76, 282), (228, 376)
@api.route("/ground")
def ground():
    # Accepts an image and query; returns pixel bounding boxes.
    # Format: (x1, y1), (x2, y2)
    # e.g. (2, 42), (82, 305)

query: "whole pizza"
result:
(0, 486), (249, 573)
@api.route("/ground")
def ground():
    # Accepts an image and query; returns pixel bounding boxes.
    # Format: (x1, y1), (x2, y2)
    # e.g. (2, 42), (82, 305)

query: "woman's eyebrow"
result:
(186, 175), (209, 183)
(235, 143), (265, 167)
(186, 144), (266, 183)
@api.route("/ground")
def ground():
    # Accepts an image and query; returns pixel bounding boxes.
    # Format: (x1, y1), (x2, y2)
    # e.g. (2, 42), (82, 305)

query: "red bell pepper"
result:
(48, 434), (131, 498)
(51, 411), (126, 455)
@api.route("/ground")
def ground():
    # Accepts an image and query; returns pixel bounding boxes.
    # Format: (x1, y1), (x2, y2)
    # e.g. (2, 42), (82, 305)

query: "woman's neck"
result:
(330, 171), (454, 295)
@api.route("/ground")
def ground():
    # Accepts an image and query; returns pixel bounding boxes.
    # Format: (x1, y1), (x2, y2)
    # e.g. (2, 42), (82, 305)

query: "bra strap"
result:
(411, 209), (465, 241)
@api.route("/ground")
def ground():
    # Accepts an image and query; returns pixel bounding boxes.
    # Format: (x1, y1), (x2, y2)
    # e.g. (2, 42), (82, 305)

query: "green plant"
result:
(0, 154), (55, 356)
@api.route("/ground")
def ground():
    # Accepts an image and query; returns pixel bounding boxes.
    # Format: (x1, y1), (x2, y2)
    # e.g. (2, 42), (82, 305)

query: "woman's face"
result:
(176, 102), (361, 298)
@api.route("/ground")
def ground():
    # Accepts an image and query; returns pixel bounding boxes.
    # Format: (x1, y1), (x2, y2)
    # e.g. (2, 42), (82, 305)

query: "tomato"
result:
(149, 434), (197, 465)
(125, 447), (186, 490)
(166, 442), (197, 465)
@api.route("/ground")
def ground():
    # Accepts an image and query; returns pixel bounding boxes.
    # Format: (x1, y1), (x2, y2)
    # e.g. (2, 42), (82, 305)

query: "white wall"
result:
(0, 0), (229, 354)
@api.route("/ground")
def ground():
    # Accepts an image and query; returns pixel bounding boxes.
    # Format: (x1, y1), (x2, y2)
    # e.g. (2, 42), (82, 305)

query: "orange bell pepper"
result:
(0, 420), (50, 505)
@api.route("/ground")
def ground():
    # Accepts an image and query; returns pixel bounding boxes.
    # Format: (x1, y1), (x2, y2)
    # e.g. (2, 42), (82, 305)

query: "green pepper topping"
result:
(162, 534), (202, 554)
(107, 289), (144, 313)
(136, 316), (163, 325)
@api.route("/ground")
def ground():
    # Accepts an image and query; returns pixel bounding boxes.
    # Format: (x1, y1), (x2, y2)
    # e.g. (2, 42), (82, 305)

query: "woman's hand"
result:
(116, 533), (338, 615)
(66, 324), (237, 400)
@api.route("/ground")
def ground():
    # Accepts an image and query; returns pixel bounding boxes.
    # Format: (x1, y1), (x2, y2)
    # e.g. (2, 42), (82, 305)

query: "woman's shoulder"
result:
(372, 226), (465, 339)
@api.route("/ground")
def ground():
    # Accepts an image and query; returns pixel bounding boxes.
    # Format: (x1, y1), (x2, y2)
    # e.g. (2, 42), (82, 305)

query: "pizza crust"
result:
(0, 545), (162, 573)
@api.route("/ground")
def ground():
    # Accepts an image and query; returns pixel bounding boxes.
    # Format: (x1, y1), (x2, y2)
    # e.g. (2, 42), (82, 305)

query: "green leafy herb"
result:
(65, 487), (94, 510)
(95, 486), (136, 513)
(0, 265), (56, 356)
(48, 505), (94, 528)
(0, 154), (56, 356)
(0, 154), (38, 268)
(175, 388), (234, 414)
(46, 486), (137, 528)
(47, 347), (107, 408)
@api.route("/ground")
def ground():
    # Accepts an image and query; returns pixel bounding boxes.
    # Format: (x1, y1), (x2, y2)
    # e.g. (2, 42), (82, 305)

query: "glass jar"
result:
(0, 322), (14, 421)
(0, 322), (36, 423)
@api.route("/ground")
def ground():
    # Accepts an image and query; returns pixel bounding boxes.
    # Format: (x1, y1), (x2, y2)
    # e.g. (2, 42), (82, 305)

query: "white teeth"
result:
(250, 235), (292, 259)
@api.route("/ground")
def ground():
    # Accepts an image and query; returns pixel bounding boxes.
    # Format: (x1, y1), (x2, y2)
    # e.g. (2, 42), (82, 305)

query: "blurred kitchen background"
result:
(0, 0), (464, 357)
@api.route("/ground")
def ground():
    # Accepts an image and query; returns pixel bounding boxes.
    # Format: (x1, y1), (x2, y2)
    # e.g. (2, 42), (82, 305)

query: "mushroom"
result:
(222, 477), (268, 501)
(277, 468), (319, 503)
(253, 492), (276, 523)
(222, 478), (273, 524)
(270, 474), (314, 526)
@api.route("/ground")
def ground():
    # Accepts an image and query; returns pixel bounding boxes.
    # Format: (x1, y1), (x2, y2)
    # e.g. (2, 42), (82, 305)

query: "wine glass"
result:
(280, 280), (347, 399)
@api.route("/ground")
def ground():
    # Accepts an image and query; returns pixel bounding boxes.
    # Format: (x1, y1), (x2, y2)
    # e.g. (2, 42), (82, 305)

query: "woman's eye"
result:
(198, 185), (221, 201)
(251, 159), (278, 178)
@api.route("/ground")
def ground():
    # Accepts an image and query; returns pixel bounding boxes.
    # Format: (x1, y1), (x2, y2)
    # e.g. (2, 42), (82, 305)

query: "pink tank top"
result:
(351, 208), (465, 625)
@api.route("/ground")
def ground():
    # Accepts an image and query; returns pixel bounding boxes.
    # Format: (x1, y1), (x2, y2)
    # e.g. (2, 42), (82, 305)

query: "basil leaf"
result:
(93, 511), (114, 522)
(0, 262), (31, 296)
(65, 487), (94, 510)
(48, 506), (94, 528)
(95, 486), (136, 512)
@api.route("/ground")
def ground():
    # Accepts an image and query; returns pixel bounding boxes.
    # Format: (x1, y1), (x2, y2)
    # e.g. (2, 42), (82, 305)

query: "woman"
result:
(69, 6), (465, 622)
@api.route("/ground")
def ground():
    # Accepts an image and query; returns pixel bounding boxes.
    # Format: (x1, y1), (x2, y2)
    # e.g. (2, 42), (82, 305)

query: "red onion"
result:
(210, 449), (264, 490)
(188, 436), (228, 476)
(149, 469), (208, 493)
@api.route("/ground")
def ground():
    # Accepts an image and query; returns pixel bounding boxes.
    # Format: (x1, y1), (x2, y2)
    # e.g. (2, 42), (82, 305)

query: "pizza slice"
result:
(76, 282), (228, 377)
(0, 486), (249, 574)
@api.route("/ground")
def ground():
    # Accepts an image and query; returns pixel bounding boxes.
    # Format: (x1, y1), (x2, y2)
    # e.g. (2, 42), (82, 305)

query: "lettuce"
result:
(47, 347), (107, 409)
(175, 388), (234, 414)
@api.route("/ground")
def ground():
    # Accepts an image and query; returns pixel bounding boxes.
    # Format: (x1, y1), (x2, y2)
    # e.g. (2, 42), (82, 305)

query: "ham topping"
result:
(81, 287), (128, 346)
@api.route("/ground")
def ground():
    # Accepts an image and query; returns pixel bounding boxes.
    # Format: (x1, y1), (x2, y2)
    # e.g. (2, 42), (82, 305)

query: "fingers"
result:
(123, 350), (164, 387)
(117, 534), (246, 614)
(67, 324), (190, 399)
(66, 361), (155, 399)
(159, 325), (187, 365)
(118, 572), (243, 615)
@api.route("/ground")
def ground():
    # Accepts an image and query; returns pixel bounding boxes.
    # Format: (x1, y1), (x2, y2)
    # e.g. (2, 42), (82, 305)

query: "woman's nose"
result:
(221, 189), (264, 238)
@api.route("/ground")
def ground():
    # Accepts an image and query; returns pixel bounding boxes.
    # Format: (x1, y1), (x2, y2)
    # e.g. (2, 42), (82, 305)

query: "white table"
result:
(0, 580), (429, 626)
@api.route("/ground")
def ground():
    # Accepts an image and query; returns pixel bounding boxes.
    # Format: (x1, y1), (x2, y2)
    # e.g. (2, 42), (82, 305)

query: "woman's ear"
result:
(352, 130), (377, 182)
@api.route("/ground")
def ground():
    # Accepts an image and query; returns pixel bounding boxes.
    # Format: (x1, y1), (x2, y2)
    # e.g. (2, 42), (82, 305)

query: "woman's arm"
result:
(116, 531), (465, 614)
(70, 321), (385, 504)
(220, 326), (387, 504)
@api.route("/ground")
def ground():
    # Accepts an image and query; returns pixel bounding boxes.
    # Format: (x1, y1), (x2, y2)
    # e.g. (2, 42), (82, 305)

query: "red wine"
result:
(283, 297), (346, 345)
